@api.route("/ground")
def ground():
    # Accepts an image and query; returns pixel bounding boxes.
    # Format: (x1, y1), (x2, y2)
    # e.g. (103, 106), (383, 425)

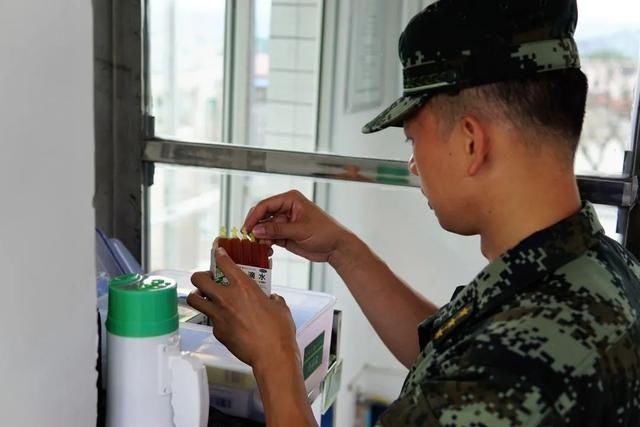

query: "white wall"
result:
(323, 2), (486, 426)
(0, 1), (96, 426)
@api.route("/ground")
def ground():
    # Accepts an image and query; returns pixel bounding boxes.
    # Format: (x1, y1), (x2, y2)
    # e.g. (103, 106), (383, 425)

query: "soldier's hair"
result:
(432, 69), (589, 162)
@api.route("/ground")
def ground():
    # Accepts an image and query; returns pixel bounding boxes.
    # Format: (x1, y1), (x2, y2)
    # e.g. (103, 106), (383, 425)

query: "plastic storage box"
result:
(152, 269), (336, 422)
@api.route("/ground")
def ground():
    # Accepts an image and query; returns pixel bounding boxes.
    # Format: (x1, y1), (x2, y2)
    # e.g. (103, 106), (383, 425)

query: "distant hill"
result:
(578, 30), (640, 61)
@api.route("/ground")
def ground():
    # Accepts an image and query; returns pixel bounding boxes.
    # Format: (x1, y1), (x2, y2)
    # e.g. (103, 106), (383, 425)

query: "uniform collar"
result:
(425, 202), (604, 345)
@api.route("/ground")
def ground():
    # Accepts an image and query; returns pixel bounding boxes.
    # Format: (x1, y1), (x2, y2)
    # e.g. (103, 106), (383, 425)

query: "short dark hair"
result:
(432, 69), (589, 159)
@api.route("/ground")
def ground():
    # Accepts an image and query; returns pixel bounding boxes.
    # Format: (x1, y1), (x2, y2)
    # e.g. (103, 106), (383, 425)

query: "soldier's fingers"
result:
(242, 191), (304, 232)
(214, 247), (249, 286)
(272, 214), (290, 223)
(251, 219), (306, 241)
(270, 293), (285, 304)
(186, 291), (219, 320)
(190, 271), (224, 302)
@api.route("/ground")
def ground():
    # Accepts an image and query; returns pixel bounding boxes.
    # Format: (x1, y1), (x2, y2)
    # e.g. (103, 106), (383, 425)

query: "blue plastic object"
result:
(95, 228), (142, 297)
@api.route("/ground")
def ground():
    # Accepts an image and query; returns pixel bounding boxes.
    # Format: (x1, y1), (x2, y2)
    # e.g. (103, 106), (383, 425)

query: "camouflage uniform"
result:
(362, 1), (640, 424)
(377, 203), (640, 426)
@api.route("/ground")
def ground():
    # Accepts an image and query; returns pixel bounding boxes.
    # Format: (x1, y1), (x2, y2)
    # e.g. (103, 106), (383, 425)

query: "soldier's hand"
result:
(187, 251), (299, 369)
(242, 190), (357, 266)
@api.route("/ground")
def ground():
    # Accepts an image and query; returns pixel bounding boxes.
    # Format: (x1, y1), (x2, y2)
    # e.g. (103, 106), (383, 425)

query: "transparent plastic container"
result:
(152, 269), (336, 421)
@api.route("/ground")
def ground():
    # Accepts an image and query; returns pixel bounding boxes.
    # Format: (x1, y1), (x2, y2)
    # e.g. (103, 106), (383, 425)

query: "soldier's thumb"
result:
(252, 221), (304, 241)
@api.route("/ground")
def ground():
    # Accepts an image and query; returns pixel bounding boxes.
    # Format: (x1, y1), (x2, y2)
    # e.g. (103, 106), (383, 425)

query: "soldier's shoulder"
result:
(468, 246), (640, 373)
(553, 239), (640, 323)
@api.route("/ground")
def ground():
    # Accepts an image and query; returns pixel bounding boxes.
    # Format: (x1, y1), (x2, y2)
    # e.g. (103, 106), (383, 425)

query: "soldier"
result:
(188, 0), (640, 425)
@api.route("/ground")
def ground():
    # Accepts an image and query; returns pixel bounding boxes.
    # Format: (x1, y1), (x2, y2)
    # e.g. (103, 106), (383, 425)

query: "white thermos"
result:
(106, 274), (209, 427)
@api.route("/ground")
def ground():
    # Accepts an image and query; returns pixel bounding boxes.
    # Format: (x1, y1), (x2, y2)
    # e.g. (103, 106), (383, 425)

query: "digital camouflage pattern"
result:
(363, 0), (581, 134)
(377, 203), (640, 426)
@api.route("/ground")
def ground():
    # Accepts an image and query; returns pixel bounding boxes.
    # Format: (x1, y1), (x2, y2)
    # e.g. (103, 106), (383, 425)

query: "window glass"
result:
(149, 0), (226, 141)
(149, 165), (222, 271)
(248, 0), (322, 151)
(593, 204), (623, 243)
(575, 0), (640, 175)
(149, 0), (323, 149)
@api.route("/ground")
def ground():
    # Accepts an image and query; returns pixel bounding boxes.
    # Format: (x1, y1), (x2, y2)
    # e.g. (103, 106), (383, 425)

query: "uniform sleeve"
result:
(376, 366), (565, 427)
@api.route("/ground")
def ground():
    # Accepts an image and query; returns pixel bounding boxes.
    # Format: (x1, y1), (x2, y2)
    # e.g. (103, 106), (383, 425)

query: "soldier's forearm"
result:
(253, 352), (317, 427)
(330, 235), (438, 367)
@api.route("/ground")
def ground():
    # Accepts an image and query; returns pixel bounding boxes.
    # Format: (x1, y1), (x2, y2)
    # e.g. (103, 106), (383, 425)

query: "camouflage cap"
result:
(362, 0), (581, 134)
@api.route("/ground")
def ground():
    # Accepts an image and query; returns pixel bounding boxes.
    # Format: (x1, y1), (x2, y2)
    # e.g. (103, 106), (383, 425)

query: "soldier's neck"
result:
(479, 176), (581, 262)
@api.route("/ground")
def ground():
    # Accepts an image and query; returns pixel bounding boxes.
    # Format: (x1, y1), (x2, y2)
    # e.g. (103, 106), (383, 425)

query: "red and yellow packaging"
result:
(211, 226), (272, 294)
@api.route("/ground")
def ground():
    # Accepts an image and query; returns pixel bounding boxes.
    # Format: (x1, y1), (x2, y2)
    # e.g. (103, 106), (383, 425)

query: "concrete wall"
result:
(0, 1), (96, 426)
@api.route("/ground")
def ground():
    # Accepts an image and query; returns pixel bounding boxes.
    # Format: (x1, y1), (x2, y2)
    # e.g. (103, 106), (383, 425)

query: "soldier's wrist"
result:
(329, 232), (370, 275)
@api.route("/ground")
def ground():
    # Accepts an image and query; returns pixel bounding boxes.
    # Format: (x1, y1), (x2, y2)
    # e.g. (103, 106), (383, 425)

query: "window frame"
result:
(94, 0), (640, 270)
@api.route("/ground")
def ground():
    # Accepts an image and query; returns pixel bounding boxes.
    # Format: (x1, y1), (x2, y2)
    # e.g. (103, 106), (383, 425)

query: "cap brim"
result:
(362, 95), (428, 134)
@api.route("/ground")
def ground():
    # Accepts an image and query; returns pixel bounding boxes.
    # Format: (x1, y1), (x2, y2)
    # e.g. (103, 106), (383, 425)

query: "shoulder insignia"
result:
(433, 304), (473, 342)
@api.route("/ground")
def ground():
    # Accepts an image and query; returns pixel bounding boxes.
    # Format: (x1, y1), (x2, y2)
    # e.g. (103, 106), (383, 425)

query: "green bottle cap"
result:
(106, 274), (179, 338)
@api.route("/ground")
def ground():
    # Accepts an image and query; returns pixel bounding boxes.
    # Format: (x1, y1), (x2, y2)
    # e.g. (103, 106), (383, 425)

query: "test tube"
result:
(256, 242), (269, 269)
(240, 229), (252, 266)
(217, 226), (229, 253)
(229, 227), (242, 264)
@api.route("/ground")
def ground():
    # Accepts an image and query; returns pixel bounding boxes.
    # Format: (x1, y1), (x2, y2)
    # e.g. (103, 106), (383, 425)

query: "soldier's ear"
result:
(460, 115), (489, 177)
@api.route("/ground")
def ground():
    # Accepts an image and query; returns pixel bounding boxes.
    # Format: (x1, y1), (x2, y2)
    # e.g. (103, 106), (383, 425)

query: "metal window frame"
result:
(141, 137), (639, 202)
(95, 0), (640, 267)
(222, 0), (249, 235)
(622, 66), (640, 253)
